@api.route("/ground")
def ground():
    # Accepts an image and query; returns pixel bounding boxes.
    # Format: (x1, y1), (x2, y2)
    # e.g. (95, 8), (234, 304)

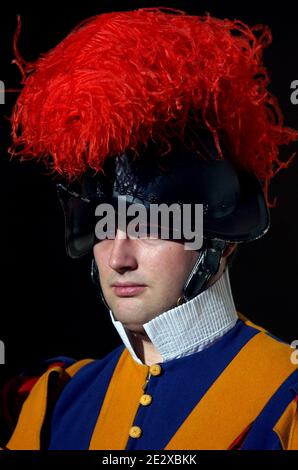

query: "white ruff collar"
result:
(109, 267), (238, 364)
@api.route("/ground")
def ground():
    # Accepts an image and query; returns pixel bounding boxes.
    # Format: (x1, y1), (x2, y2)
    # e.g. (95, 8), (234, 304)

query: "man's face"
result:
(93, 230), (199, 332)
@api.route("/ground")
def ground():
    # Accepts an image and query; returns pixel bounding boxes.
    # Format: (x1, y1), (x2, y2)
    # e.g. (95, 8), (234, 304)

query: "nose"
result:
(108, 229), (138, 273)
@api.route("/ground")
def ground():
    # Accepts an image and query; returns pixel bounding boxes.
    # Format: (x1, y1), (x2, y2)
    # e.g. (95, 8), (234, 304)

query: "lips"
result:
(111, 283), (147, 297)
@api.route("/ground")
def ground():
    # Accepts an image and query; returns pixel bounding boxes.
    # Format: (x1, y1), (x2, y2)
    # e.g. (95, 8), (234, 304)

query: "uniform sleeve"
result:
(238, 372), (298, 450)
(0, 357), (76, 447)
(273, 393), (298, 450)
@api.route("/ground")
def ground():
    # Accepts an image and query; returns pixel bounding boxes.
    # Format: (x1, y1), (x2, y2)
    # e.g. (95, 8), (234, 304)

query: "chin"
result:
(113, 310), (148, 326)
(124, 323), (147, 334)
(108, 294), (173, 326)
(111, 304), (154, 327)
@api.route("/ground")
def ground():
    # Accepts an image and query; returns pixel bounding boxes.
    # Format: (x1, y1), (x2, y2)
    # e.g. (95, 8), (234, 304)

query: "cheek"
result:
(142, 245), (196, 285)
(156, 254), (176, 274)
(93, 243), (110, 275)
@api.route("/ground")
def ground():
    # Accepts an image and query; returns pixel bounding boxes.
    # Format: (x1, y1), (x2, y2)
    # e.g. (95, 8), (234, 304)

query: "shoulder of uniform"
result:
(238, 312), (297, 361)
(273, 385), (298, 450)
(0, 356), (92, 446)
(0, 347), (125, 449)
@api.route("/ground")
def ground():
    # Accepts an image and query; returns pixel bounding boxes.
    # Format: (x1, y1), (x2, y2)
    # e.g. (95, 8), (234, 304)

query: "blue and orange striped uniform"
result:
(2, 317), (298, 450)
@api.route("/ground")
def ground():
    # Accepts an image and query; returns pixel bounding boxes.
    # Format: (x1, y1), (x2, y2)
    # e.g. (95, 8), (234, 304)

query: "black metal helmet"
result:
(57, 134), (270, 306)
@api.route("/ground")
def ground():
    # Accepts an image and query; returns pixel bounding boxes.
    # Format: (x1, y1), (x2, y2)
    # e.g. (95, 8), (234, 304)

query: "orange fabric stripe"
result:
(65, 359), (94, 377)
(6, 359), (93, 450)
(274, 398), (298, 449)
(6, 366), (67, 450)
(89, 349), (149, 450)
(165, 332), (297, 450)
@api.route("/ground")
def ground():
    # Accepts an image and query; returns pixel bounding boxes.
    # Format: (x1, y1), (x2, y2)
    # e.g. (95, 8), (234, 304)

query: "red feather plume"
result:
(9, 7), (298, 204)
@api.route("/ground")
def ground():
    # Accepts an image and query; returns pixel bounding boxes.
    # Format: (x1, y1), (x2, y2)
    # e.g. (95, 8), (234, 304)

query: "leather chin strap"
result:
(91, 238), (228, 310)
(91, 258), (110, 309)
(177, 238), (228, 305)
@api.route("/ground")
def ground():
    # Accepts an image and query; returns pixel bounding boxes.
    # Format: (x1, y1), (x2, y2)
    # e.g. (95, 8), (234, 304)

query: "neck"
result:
(127, 330), (162, 366)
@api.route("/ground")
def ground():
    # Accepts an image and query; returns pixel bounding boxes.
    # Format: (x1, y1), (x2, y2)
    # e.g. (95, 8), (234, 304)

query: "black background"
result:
(0, 0), (298, 384)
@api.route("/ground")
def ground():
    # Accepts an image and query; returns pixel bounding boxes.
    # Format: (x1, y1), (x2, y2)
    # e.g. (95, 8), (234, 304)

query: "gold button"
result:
(129, 425), (142, 439)
(140, 394), (153, 406)
(149, 364), (162, 376)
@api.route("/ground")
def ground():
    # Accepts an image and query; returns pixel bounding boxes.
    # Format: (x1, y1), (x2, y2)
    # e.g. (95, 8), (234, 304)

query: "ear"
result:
(222, 242), (237, 258)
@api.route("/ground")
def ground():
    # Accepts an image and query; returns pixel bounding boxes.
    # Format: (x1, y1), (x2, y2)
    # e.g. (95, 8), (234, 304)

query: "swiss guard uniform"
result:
(3, 273), (298, 450)
(2, 7), (298, 450)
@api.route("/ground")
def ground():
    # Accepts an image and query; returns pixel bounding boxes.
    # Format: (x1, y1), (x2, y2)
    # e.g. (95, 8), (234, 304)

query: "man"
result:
(2, 7), (298, 450)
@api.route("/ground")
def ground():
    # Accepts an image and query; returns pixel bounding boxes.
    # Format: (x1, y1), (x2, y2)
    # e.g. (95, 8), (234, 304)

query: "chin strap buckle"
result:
(181, 239), (228, 303)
